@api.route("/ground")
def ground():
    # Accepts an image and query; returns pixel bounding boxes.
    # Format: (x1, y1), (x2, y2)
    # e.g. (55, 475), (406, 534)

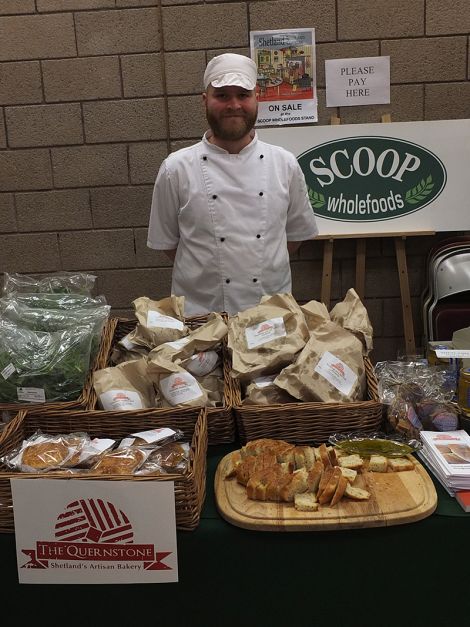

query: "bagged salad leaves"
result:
(3, 271), (96, 296)
(0, 319), (94, 403)
(7, 292), (107, 310)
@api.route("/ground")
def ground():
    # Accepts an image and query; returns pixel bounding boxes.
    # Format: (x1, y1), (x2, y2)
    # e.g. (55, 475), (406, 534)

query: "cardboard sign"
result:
(326, 56), (390, 107)
(258, 118), (470, 236)
(12, 479), (178, 584)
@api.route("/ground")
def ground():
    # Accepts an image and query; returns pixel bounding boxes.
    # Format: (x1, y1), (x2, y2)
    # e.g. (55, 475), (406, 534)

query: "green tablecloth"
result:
(1, 444), (469, 627)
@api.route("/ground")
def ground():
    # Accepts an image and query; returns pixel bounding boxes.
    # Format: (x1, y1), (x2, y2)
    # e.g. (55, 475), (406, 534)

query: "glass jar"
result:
(458, 368), (470, 415)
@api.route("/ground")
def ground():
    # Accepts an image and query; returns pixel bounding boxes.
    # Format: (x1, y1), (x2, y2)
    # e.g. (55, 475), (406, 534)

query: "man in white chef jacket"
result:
(147, 53), (319, 316)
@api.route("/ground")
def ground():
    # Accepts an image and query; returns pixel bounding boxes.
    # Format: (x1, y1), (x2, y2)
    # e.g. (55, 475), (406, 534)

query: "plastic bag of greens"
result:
(2, 272), (96, 296)
(0, 319), (94, 404)
(7, 292), (107, 310)
(0, 298), (110, 363)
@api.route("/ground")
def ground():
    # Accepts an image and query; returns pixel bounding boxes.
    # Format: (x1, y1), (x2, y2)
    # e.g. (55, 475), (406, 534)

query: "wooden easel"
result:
(318, 114), (435, 356)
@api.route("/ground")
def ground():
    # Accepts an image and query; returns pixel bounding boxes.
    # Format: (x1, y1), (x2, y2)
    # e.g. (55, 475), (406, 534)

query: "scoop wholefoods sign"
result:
(298, 136), (447, 222)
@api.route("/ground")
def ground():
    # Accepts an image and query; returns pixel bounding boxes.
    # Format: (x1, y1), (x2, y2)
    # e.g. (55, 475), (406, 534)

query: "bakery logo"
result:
(257, 322), (274, 335)
(331, 361), (345, 378)
(298, 136), (447, 222)
(114, 392), (131, 401)
(20, 498), (172, 571)
(171, 376), (187, 389)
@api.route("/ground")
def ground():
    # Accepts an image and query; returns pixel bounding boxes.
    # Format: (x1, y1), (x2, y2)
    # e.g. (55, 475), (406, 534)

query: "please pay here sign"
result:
(325, 56), (390, 107)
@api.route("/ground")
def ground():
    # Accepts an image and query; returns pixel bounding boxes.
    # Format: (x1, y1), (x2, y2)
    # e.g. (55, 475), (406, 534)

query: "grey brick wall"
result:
(0, 1), (469, 362)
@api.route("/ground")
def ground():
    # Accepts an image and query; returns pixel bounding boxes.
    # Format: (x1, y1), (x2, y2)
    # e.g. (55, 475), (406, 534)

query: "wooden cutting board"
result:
(214, 452), (437, 531)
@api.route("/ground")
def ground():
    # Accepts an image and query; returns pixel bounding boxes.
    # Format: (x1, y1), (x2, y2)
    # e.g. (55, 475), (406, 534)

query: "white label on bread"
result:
(17, 387), (46, 403)
(164, 337), (191, 349)
(160, 372), (203, 405)
(245, 317), (286, 349)
(314, 351), (357, 396)
(119, 333), (139, 350)
(130, 427), (176, 444)
(185, 351), (219, 376)
(147, 310), (184, 330)
(253, 375), (277, 388)
(99, 389), (144, 411)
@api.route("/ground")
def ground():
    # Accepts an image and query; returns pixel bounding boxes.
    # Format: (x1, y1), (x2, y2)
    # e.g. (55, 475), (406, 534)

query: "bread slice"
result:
(293, 446), (316, 471)
(317, 466), (334, 499)
(330, 474), (349, 506)
(307, 460), (324, 493)
(344, 484), (370, 501)
(266, 472), (292, 502)
(280, 467), (309, 502)
(318, 443), (332, 468)
(339, 467), (357, 484)
(369, 454), (388, 472)
(294, 492), (319, 512)
(338, 454), (364, 470)
(224, 451), (242, 479)
(318, 467), (342, 505)
(328, 447), (338, 467)
(388, 457), (414, 472)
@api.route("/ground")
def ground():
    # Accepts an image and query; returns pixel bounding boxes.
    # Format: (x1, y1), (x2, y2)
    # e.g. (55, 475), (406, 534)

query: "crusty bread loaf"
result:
(344, 484), (370, 501)
(388, 457), (414, 472)
(241, 438), (295, 463)
(330, 474), (349, 506)
(294, 492), (319, 512)
(338, 454), (364, 470)
(236, 451), (277, 485)
(319, 467), (342, 505)
(224, 451), (242, 479)
(369, 455), (388, 473)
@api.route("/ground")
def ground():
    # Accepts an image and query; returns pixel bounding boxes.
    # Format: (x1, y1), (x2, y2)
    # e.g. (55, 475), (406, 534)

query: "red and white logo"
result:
(21, 498), (172, 571)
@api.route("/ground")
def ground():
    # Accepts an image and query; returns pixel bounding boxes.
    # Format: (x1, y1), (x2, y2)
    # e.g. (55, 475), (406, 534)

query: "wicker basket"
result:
(234, 355), (383, 445)
(0, 406), (207, 532)
(0, 318), (117, 418)
(109, 317), (237, 445)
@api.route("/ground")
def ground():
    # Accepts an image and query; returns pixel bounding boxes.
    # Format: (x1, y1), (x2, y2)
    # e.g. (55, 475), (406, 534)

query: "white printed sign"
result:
(147, 311), (184, 330)
(326, 56), (390, 107)
(259, 119), (470, 236)
(12, 479), (178, 584)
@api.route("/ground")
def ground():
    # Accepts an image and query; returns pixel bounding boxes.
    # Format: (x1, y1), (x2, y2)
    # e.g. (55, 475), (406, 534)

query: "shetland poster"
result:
(250, 28), (317, 127)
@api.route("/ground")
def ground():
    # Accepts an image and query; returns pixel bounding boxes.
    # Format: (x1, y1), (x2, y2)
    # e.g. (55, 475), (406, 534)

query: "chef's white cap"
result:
(203, 53), (257, 90)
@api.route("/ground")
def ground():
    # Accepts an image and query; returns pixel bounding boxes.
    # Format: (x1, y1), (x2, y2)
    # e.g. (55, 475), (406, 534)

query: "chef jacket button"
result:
(212, 194), (217, 199)
(220, 237), (225, 242)
(260, 154), (264, 159)
(225, 278), (231, 284)
(256, 234), (261, 239)
(202, 156), (207, 160)
(253, 278), (258, 283)
(259, 192), (264, 196)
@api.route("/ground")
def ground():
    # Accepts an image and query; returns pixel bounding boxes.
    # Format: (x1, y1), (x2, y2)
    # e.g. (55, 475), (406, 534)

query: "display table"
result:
(0, 443), (468, 627)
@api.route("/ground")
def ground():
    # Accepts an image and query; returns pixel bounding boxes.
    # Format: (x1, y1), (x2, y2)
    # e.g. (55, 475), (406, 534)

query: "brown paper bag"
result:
(147, 360), (208, 408)
(274, 319), (366, 403)
(330, 288), (373, 354)
(228, 293), (308, 380)
(242, 374), (297, 405)
(93, 359), (156, 410)
(128, 295), (188, 349)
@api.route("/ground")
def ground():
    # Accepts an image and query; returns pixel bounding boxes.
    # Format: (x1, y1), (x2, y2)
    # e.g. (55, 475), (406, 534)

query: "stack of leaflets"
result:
(418, 430), (470, 496)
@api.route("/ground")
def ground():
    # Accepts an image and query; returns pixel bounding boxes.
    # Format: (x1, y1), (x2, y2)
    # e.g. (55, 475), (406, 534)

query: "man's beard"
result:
(206, 108), (258, 141)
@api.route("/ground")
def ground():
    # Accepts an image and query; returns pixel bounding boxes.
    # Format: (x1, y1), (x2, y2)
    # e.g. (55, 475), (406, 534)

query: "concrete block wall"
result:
(0, 0), (469, 362)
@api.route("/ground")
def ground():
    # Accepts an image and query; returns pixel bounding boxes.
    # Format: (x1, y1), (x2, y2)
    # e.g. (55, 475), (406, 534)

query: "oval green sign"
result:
(298, 136), (447, 222)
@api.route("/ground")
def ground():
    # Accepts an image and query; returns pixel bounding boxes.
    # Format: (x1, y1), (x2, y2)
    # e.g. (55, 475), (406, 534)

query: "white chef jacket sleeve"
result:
(285, 157), (319, 241)
(147, 160), (180, 250)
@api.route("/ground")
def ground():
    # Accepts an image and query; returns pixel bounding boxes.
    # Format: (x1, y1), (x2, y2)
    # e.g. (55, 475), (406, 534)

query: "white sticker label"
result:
(164, 337), (191, 350)
(160, 372), (203, 405)
(147, 310), (184, 330)
(253, 375), (277, 388)
(17, 387), (46, 403)
(185, 351), (219, 377)
(119, 333), (139, 350)
(78, 438), (115, 463)
(245, 317), (287, 349)
(314, 351), (358, 396)
(435, 349), (470, 359)
(130, 427), (177, 444)
(1, 363), (16, 380)
(99, 389), (144, 411)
